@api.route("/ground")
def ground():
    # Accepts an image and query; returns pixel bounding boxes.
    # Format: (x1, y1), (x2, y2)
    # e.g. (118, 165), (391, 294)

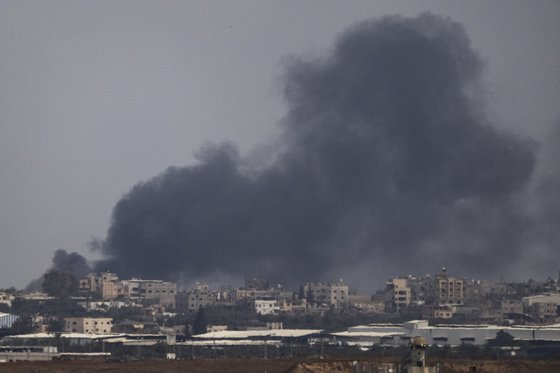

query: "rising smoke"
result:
(81, 13), (540, 287)
(26, 249), (92, 291)
(34, 13), (557, 289)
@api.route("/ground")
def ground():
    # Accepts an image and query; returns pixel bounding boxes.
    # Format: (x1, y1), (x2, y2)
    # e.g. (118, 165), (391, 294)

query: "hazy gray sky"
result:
(1, 1), (559, 288)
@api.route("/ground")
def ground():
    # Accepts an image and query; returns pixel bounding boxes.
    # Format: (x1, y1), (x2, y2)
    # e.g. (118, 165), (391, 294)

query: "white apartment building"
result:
(254, 299), (280, 315)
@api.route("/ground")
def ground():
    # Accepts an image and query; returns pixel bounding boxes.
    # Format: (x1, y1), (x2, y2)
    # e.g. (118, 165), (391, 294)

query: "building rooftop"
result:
(193, 329), (322, 339)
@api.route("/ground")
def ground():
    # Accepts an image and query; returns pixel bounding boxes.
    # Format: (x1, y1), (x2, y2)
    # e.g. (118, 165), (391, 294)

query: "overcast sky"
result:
(1, 1), (559, 289)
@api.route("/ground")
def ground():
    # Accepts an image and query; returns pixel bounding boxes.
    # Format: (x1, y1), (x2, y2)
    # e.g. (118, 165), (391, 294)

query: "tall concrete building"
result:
(303, 282), (349, 309)
(385, 278), (411, 312)
(436, 268), (464, 306)
(79, 272), (120, 298)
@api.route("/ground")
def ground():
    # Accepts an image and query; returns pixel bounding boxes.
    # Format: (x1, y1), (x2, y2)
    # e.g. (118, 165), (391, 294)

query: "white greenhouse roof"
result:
(7, 333), (55, 339)
(178, 339), (283, 346)
(331, 331), (404, 338)
(193, 329), (322, 339)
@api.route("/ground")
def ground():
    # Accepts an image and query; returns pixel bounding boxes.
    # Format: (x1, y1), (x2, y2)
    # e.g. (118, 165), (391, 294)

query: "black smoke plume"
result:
(26, 249), (92, 290)
(89, 14), (539, 287)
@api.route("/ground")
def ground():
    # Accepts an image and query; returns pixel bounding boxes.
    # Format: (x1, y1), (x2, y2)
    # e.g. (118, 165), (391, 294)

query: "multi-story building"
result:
(176, 283), (216, 313)
(254, 299), (280, 315)
(79, 273), (177, 307)
(501, 299), (523, 317)
(436, 268), (464, 306)
(302, 282), (349, 310)
(234, 287), (285, 302)
(64, 317), (113, 334)
(123, 279), (177, 308)
(530, 303), (558, 322)
(522, 293), (560, 308)
(385, 278), (411, 312)
(79, 272), (122, 299)
(433, 304), (454, 319)
(521, 293), (560, 322)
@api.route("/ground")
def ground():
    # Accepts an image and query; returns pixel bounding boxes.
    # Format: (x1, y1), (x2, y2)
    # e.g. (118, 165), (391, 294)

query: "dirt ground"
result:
(1, 357), (560, 373)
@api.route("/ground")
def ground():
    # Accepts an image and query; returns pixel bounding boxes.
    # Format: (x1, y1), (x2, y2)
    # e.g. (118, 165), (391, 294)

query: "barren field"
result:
(1, 357), (560, 373)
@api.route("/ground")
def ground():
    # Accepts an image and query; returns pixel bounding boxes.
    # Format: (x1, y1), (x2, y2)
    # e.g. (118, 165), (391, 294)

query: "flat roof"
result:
(331, 331), (404, 338)
(193, 329), (322, 339)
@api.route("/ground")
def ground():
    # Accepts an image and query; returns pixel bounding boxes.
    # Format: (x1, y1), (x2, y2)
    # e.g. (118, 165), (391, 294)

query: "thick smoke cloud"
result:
(27, 249), (92, 290)
(92, 14), (539, 286)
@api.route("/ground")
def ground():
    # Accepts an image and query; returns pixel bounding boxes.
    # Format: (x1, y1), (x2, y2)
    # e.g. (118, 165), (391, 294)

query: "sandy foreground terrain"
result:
(1, 358), (560, 372)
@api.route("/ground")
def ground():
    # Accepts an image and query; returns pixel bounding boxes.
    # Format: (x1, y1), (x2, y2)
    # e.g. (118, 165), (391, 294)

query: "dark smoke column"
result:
(94, 14), (535, 286)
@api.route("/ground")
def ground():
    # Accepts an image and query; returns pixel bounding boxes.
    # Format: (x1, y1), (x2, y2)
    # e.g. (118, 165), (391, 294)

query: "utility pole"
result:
(264, 341), (268, 359)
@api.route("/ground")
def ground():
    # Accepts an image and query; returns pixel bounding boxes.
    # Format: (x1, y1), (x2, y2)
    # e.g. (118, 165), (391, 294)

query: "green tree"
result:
(10, 314), (34, 334)
(42, 270), (78, 299)
(47, 318), (64, 332)
(487, 330), (516, 347)
(192, 307), (208, 335)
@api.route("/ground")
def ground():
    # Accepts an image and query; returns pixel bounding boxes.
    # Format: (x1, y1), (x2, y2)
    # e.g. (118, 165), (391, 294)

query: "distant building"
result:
(254, 299), (280, 315)
(303, 282), (349, 309)
(522, 293), (560, 322)
(16, 292), (53, 301)
(531, 302), (558, 322)
(340, 319), (560, 347)
(64, 317), (113, 334)
(79, 272), (120, 298)
(348, 295), (384, 313)
(522, 293), (560, 308)
(234, 287), (285, 302)
(176, 283), (216, 313)
(501, 299), (523, 318)
(432, 304), (454, 319)
(131, 279), (176, 307)
(435, 268), (464, 306)
(79, 273), (176, 307)
(385, 278), (411, 312)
